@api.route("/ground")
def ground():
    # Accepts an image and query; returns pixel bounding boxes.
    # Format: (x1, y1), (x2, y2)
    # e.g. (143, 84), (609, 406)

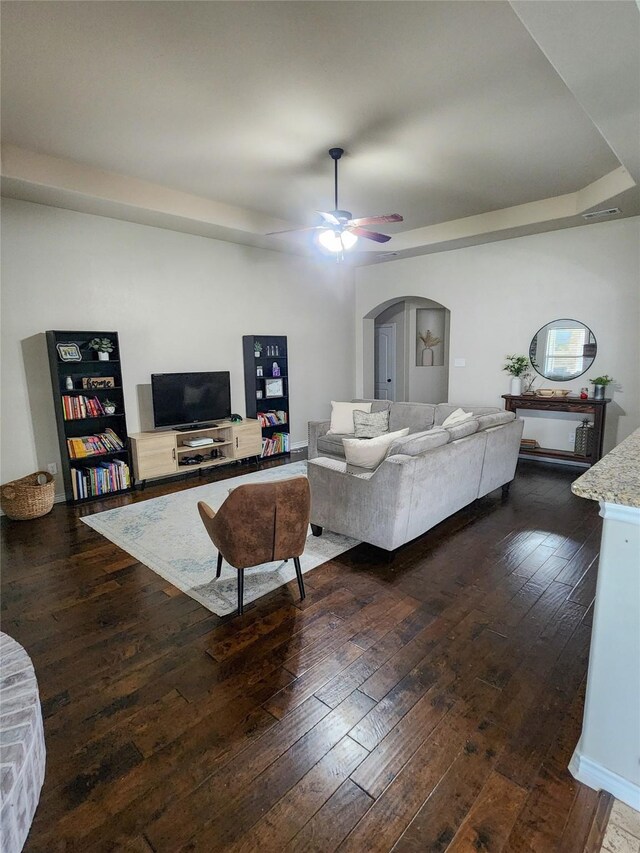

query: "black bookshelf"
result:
(46, 330), (132, 504)
(242, 335), (290, 458)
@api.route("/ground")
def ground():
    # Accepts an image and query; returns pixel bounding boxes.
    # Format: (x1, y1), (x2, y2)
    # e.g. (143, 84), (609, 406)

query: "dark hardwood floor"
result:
(1, 453), (610, 852)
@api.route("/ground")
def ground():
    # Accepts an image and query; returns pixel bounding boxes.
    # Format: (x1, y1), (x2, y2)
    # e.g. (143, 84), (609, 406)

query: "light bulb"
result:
(318, 229), (358, 253)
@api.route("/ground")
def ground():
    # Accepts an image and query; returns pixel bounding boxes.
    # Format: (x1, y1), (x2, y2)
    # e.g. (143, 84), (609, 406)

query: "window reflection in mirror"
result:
(529, 319), (597, 381)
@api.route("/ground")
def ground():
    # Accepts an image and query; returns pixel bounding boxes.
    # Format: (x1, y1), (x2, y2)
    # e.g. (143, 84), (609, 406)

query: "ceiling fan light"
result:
(318, 228), (358, 252)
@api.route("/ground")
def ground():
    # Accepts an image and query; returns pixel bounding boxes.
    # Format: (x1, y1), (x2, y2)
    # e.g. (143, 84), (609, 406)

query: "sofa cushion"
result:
(388, 427), (449, 457)
(435, 403), (502, 426)
(475, 411), (516, 431)
(327, 401), (372, 435)
(389, 402), (436, 433)
(342, 428), (409, 469)
(317, 433), (350, 456)
(445, 420), (479, 441)
(442, 407), (474, 427)
(354, 409), (390, 438)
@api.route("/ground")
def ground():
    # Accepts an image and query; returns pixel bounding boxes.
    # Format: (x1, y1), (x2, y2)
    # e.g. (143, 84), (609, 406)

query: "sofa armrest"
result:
(308, 420), (331, 459)
(308, 453), (416, 550)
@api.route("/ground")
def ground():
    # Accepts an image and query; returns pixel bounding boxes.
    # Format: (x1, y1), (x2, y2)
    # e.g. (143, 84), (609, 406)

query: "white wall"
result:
(355, 218), (640, 454)
(1, 199), (355, 489)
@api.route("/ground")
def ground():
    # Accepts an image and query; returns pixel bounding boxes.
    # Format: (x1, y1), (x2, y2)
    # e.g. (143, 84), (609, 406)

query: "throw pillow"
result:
(327, 401), (373, 435)
(342, 428), (410, 469)
(442, 407), (474, 427)
(353, 409), (390, 438)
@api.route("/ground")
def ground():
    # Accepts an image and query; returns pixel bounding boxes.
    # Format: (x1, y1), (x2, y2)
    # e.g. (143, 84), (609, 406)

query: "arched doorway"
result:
(365, 297), (450, 403)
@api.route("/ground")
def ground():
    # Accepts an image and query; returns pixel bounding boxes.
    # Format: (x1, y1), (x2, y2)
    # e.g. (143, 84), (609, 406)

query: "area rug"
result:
(81, 461), (358, 616)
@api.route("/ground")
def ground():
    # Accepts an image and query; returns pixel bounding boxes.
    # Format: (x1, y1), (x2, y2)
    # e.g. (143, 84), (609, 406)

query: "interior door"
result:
(375, 323), (396, 400)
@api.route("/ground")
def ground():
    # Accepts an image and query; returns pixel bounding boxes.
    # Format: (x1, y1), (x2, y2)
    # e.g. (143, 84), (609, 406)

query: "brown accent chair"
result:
(197, 476), (310, 616)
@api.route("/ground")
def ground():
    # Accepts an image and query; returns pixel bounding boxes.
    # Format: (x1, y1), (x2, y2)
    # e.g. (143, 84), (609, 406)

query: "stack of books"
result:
(261, 431), (289, 457)
(67, 428), (125, 458)
(71, 459), (130, 500)
(520, 438), (540, 450)
(61, 395), (105, 420)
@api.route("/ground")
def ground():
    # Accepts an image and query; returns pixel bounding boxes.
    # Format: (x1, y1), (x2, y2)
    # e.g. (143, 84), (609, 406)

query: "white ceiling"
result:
(1, 1), (639, 263)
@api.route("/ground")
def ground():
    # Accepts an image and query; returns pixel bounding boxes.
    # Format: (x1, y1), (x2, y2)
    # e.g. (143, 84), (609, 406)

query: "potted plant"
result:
(103, 399), (116, 415)
(418, 330), (442, 366)
(254, 341), (263, 358)
(88, 337), (114, 361)
(589, 374), (614, 400)
(503, 354), (530, 396)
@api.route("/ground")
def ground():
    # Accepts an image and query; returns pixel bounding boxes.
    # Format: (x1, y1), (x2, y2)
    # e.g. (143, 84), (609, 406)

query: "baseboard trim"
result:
(291, 441), (308, 451)
(570, 749), (640, 811)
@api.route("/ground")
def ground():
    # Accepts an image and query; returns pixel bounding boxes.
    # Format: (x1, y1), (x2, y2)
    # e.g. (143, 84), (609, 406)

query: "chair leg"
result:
(216, 552), (223, 578)
(237, 568), (244, 615)
(293, 556), (306, 601)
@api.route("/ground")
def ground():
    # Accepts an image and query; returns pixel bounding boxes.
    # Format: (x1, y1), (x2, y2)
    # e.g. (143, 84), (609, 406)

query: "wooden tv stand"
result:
(129, 419), (262, 485)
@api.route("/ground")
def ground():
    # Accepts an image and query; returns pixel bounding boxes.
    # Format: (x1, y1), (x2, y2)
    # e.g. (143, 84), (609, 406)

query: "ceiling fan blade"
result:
(348, 214), (403, 227)
(349, 226), (392, 243)
(317, 210), (341, 226)
(266, 225), (321, 236)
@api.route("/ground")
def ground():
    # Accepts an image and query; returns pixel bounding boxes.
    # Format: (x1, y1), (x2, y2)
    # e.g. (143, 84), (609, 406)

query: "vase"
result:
(98, 351), (109, 361)
(510, 377), (522, 396)
(593, 384), (605, 400)
(421, 348), (434, 367)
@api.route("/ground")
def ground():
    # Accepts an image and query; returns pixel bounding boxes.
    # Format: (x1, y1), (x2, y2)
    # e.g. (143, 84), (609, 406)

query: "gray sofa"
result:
(307, 400), (523, 551)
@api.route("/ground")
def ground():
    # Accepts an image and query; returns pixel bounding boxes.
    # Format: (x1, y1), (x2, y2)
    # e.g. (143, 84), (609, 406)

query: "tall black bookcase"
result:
(46, 330), (132, 504)
(242, 335), (290, 458)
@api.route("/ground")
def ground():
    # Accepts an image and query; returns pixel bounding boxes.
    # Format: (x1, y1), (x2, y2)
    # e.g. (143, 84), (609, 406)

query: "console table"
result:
(502, 394), (610, 466)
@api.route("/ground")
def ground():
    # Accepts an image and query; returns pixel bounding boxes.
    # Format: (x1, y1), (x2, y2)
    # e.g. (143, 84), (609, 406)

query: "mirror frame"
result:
(529, 318), (597, 382)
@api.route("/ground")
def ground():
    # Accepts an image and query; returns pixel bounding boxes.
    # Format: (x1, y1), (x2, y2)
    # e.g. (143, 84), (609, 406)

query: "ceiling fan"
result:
(267, 147), (403, 254)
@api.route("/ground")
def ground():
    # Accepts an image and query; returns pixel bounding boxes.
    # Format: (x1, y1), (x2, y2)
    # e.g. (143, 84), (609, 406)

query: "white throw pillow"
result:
(442, 407), (474, 427)
(342, 428), (410, 469)
(327, 401), (373, 435)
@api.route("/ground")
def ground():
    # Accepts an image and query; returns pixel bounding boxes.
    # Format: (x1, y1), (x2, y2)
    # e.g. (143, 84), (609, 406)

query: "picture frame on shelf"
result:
(256, 390), (263, 399)
(265, 378), (284, 398)
(56, 343), (82, 362)
(82, 377), (115, 389)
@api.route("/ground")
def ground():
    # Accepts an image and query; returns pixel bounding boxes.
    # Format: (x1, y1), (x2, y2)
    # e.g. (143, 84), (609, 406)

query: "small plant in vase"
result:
(89, 337), (114, 361)
(103, 399), (116, 415)
(418, 330), (442, 366)
(254, 341), (263, 358)
(589, 374), (614, 400)
(503, 354), (530, 396)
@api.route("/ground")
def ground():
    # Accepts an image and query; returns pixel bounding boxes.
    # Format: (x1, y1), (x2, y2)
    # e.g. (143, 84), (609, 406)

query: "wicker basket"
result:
(1, 472), (55, 520)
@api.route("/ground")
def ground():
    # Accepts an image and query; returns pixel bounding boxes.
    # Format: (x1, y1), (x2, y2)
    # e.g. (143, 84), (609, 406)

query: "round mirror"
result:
(529, 319), (597, 381)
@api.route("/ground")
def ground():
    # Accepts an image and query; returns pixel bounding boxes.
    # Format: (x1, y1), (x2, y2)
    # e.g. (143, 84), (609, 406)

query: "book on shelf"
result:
(260, 431), (290, 457)
(61, 395), (106, 420)
(66, 427), (125, 458)
(70, 458), (130, 500)
(257, 409), (288, 427)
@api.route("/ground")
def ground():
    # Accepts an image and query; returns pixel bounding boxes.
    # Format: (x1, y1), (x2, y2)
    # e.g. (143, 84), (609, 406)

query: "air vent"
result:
(582, 208), (621, 220)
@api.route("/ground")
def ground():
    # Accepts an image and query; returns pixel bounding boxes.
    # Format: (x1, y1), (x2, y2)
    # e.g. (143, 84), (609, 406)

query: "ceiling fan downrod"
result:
(328, 147), (344, 215)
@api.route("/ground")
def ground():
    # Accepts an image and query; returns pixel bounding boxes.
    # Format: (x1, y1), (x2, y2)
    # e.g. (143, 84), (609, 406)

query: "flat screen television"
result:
(151, 371), (231, 430)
